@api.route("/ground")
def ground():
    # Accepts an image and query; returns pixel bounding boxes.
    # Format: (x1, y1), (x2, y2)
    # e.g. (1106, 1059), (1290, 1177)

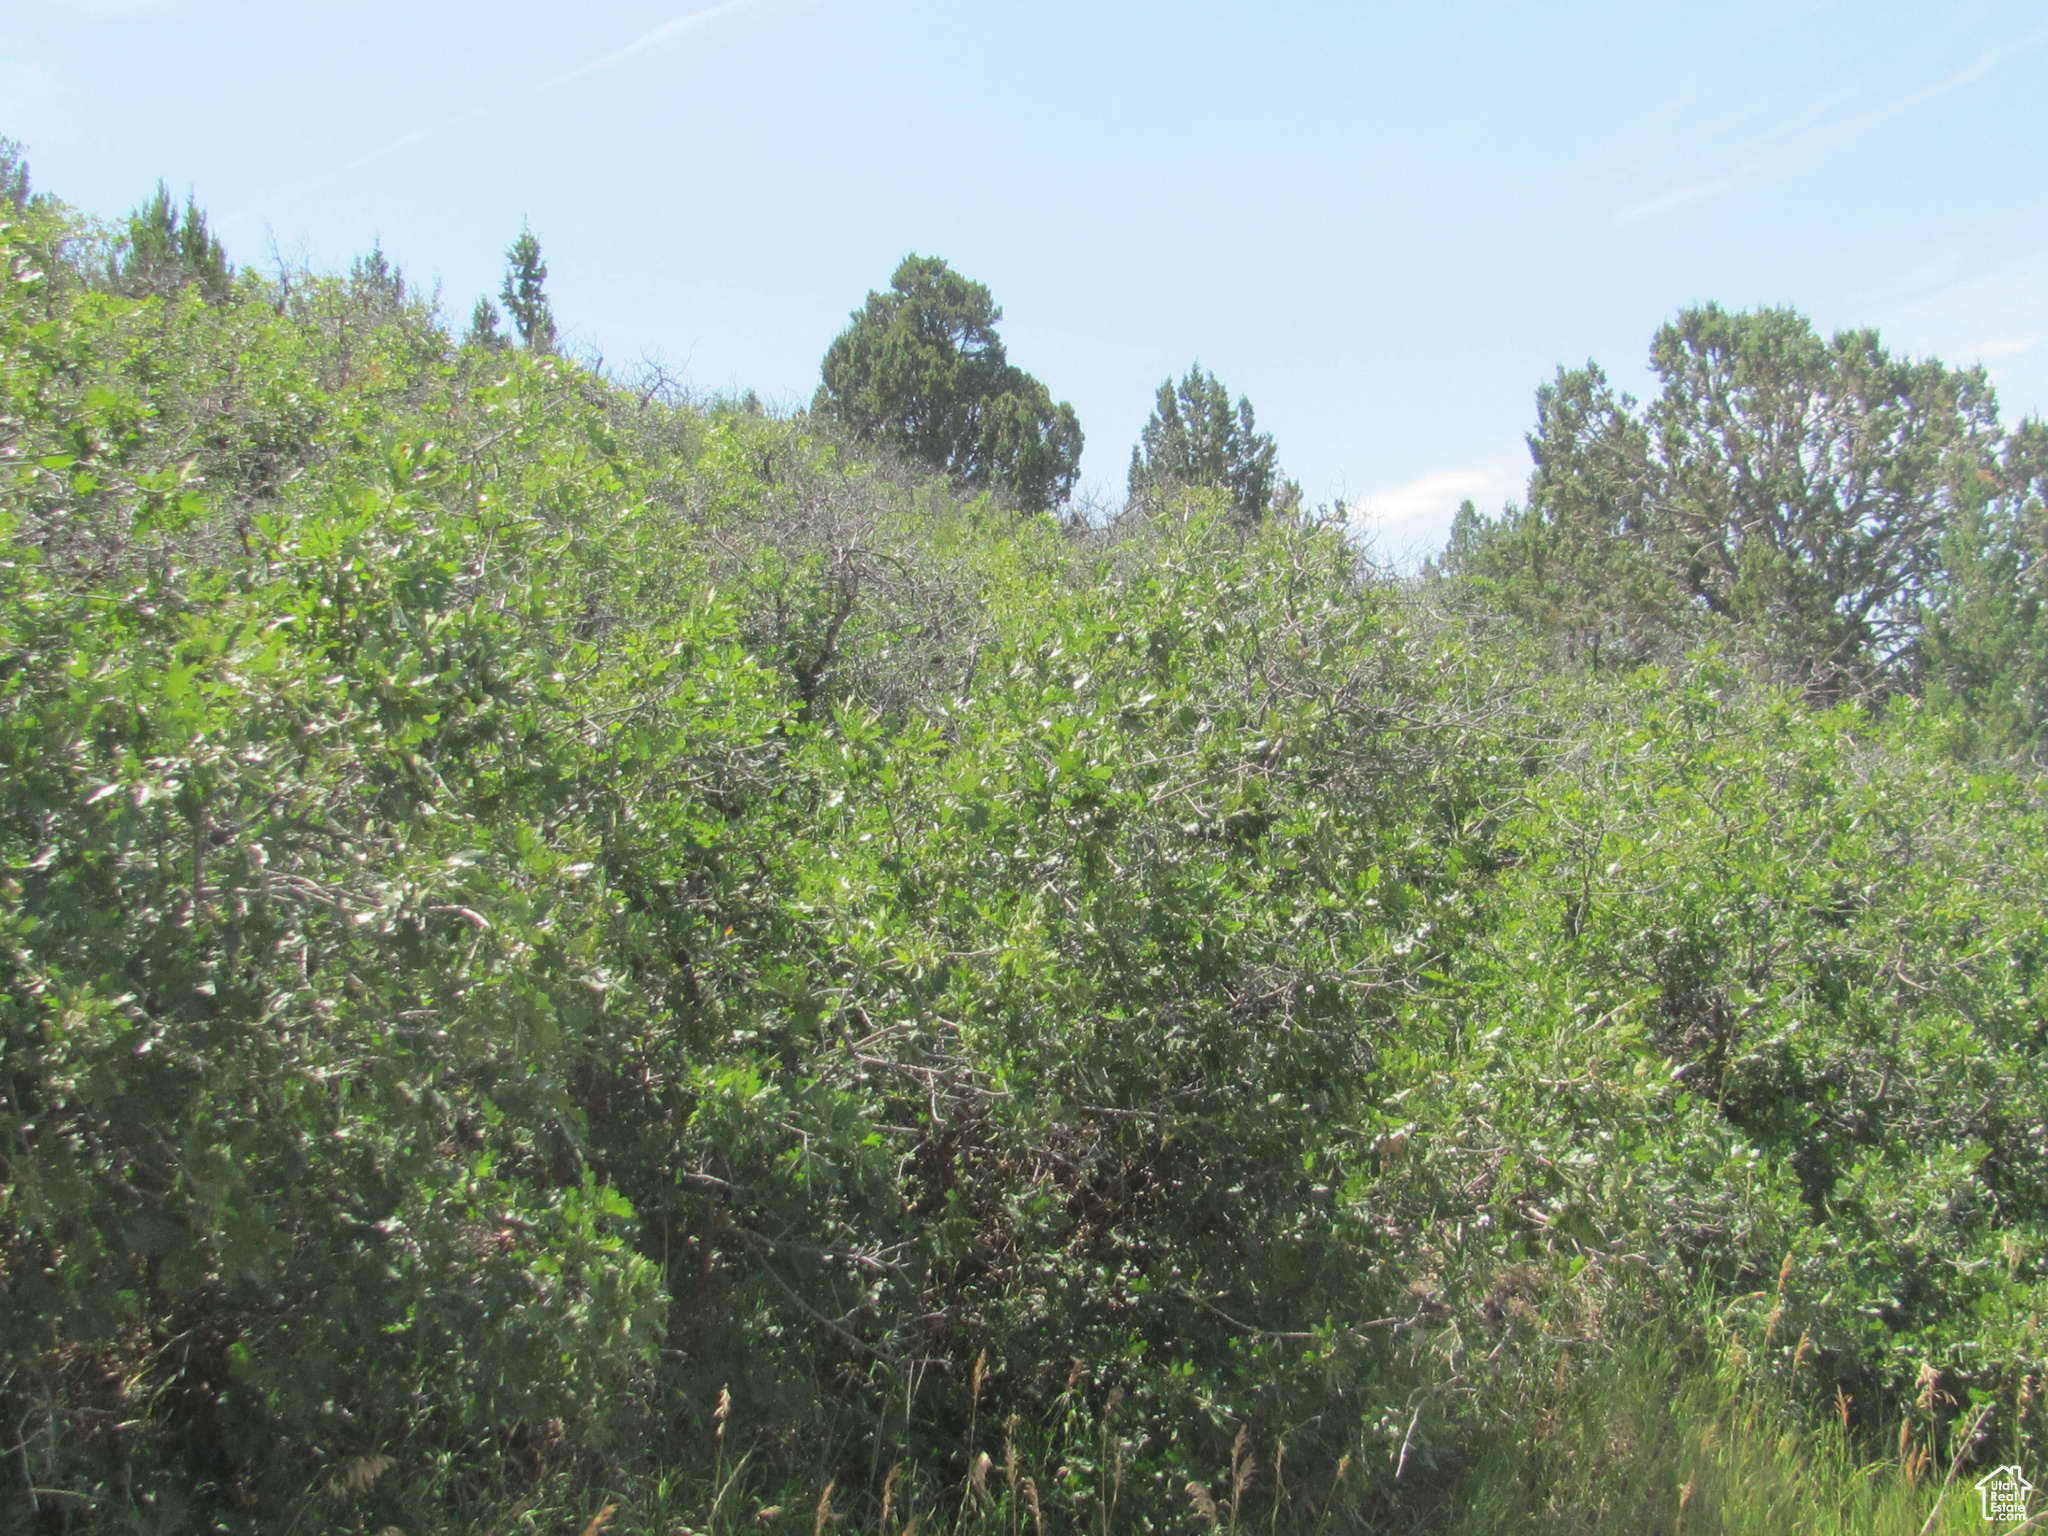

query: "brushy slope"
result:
(1, 201), (2044, 1536)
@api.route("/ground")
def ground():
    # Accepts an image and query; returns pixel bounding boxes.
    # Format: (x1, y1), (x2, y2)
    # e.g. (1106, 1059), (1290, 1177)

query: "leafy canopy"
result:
(813, 253), (1082, 511)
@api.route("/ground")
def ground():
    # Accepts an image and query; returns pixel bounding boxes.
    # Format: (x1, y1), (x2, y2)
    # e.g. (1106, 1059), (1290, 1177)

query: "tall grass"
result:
(426, 1314), (2013, 1536)
(1447, 1286), (2008, 1536)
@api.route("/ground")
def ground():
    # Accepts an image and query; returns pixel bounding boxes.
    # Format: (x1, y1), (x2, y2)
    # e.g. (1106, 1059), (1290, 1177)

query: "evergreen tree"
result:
(115, 181), (231, 302)
(1127, 363), (1285, 521)
(499, 224), (556, 352)
(1918, 417), (2048, 750)
(464, 296), (512, 352)
(814, 254), (1082, 511)
(0, 137), (29, 210)
(349, 240), (408, 316)
(1438, 361), (1686, 669)
(1444, 306), (2001, 695)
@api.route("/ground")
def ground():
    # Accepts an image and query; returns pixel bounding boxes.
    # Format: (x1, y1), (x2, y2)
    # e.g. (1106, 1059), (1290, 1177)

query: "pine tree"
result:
(1128, 364), (1284, 521)
(498, 225), (556, 353)
(0, 137), (29, 210)
(464, 296), (512, 352)
(116, 182), (231, 301)
(349, 241), (408, 316)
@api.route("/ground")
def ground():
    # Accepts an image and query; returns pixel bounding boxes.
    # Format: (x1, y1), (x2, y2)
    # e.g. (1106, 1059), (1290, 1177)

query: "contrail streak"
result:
(224, 0), (786, 229)
(1611, 22), (2048, 228)
(539, 0), (771, 92)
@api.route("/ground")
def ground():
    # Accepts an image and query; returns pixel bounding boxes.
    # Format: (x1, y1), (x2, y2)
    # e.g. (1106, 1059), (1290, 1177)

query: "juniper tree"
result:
(814, 254), (1082, 511)
(1444, 305), (2001, 695)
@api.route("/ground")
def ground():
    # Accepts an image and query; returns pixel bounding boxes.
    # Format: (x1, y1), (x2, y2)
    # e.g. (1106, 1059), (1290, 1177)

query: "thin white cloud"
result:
(1611, 25), (2048, 228)
(1568, 0), (1839, 202)
(340, 129), (431, 175)
(1880, 249), (2048, 347)
(50, 0), (182, 13)
(1348, 466), (1514, 571)
(1897, 27), (2045, 108)
(225, 125), (452, 227)
(539, 0), (774, 92)
(1574, 95), (1769, 201)
(1872, 246), (2048, 418)
(1613, 127), (1846, 226)
(1360, 467), (1506, 527)
(225, 4), (793, 230)
(1853, 223), (2011, 308)
(1610, 88), (1862, 226)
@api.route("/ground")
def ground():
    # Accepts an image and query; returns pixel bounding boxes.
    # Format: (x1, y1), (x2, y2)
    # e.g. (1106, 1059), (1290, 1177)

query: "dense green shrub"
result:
(1, 190), (2044, 1536)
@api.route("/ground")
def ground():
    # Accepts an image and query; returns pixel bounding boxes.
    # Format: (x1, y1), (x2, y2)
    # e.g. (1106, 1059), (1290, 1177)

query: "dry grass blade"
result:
(1004, 1418), (1020, 1536)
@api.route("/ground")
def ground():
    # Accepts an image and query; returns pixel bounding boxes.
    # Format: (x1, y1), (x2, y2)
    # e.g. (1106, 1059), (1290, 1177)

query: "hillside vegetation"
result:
(2, 166), (2046, 1536)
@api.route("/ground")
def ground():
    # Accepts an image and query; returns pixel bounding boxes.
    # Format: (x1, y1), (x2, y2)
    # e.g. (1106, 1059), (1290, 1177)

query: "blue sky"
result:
(7, 0), (2047, 557)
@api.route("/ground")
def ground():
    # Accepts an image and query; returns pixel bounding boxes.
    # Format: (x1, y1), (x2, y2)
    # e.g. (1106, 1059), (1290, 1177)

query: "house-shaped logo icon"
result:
(1976, 1465), (2033, 1523)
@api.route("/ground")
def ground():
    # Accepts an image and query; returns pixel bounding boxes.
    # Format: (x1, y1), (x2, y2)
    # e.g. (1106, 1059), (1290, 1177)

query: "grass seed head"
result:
(1229, 1423), (1255, 1502)
(880, 1463), (901, 1533)
(328, 1453), (394, 1498)
(1916, 1362), (1941, 1412)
